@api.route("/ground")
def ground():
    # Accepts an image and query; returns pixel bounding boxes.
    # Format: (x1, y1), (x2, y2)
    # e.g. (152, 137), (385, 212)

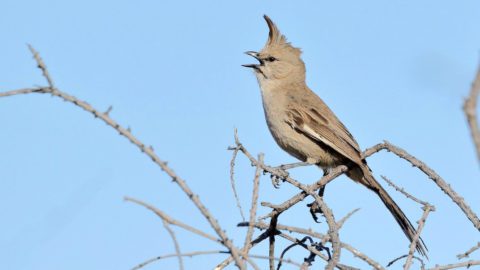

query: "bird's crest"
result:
(263, 15), (302, 56)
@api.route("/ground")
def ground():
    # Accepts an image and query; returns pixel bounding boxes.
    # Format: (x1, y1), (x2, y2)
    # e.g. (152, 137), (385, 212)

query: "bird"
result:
(243, 15), (427, 256)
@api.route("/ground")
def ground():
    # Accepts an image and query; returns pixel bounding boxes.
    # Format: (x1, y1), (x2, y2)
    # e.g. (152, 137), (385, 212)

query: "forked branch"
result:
(1, 46), (246, 270)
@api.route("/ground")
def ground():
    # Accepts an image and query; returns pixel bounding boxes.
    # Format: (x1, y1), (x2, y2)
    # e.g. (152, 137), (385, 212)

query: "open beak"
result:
(242, 51), (262, 69)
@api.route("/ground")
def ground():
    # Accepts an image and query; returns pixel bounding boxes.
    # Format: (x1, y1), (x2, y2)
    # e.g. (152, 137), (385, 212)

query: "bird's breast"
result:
(260, 88), (341, 168)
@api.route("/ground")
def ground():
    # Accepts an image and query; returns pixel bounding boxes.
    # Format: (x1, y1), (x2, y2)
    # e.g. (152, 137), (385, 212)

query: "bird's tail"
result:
(347, 166), (428, 257)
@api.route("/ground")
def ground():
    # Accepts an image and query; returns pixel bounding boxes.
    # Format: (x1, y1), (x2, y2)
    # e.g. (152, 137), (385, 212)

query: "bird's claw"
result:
(270, 174), (282, 188)
(266, 168), (289, 189)
(307, 201), (324, 223)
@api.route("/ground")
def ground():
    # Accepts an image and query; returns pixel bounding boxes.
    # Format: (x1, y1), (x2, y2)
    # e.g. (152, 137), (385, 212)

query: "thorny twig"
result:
(28, 45), (55, 88)
(242, 154), (264, 255)
(124, 197), (220, 243)
(229, 143), (246, 221)
(215, 220), (283, 270)
(381, 175), (432, 207)
(457, 242), (480, 259)
(131, 250), (302, 270)
(282, 177), (341, 270)
(336, 208), (360, 231)
(125, 198), (260, 269)
(5, 46), (480, 270)
(426, 260), (480, 270)
(131, 250), (225, 270)
(268, 214), (279, 270)
(1, 46), (246, 269)
(276, 162), (311, 171)
(364, 141), (480, 231)
(162, 220), (184, 270)
(404, 205), (433, 269)
(259, 165), (348, 220)
(238, 221), (384, 270)
(378, 176), (434, 269)
(232, 132), (342, 270)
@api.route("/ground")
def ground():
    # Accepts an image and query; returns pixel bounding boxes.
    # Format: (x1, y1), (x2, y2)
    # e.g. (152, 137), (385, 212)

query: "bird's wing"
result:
(285, 105), (363, 165)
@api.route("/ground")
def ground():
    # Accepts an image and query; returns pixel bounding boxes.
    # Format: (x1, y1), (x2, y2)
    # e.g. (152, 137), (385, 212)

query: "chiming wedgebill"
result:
(243, 15), (426, 256)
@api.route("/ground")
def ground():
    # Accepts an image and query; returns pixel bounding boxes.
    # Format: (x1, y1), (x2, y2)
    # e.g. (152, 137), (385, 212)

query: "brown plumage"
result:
(243, 15), (427, 256)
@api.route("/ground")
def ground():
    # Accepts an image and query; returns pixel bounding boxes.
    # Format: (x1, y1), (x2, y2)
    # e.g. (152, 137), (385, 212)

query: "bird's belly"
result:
(266, 116), (342, 168)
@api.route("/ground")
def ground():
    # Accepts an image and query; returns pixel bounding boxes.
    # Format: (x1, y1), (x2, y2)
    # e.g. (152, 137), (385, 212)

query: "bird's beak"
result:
(242, 51), (262, 69)
(245, 51), (260, 59)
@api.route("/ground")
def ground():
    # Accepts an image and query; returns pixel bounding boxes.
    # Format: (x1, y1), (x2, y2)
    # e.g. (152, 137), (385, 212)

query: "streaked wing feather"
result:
(286, 107), (362, 165)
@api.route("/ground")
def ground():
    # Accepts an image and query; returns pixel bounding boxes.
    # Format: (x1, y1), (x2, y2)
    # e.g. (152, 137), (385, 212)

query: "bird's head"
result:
(244, 15), (305, 85)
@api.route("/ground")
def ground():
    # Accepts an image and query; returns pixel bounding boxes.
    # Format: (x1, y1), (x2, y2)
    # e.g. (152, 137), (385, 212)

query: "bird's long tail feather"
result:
(348, 166), (428, 257)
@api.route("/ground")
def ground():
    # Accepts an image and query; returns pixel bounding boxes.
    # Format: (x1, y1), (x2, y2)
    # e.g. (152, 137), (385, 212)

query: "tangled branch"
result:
(2, 47), (480, 270)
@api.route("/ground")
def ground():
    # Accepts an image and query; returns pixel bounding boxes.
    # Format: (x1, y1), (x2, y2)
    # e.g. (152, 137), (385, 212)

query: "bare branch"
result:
(232, 134), (342, 269)
(269, 214), (279, 270)
(131, 250), (226, 270)
(249, 255), (302, 268)
(275, 161), (311, 170)
(124, 197), (220, 243)
(259, 165), (348, 220)
(104, 105), (113, 115)
(464, 65), (480, 163)
(215, 219), (277, 269)
(457, 242), (480, 259)
(280, 177), (341, 270)
(243, 154), (263, 252)
(27, 45), (55, 88)
(404, 205), (433, 269)
(426, 260), (480, 270)
(132, 250), (302, 270)
(277, 233), (357, 270)
(7, 45), (480, 270)
(336, 208), (360, 231)
(161, 220), (184, 270)
(0, 87), (46, 98)
(238, 221), (384, 270)
(378, 175), (434, 268)
(363, 141), (480, 231)
(0, 47), (246, 269)
(126, 196), (258, 270)
(229, 132), (246, 221)
(242, 153), (263, 267)
(233, 131), (348, 221)
(381, 176), (432, 208)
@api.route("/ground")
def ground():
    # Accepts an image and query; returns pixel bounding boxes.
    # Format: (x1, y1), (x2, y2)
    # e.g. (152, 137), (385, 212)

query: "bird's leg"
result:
(307, 201), (322, 223)
(269, 173), (282, 189)
(318, 168), (329, 197)
(307, 168), (330, 222)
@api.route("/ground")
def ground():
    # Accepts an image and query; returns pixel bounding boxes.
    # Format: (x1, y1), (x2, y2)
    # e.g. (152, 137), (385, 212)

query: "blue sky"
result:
(1, 1), (480, 269)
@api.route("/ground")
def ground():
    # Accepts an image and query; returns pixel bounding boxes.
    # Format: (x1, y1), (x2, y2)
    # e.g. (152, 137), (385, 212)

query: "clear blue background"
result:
(1, 1), (479, 269)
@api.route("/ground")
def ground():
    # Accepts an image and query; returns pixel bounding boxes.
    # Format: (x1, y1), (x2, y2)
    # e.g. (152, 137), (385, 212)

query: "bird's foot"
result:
(270, 174), (282, 188)
(307, 185), (327, 222)
(307, 201), (324, 223)
(265, 166), (290, 188)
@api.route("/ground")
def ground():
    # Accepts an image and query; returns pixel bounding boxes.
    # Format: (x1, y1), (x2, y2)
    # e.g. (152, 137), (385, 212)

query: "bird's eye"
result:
(265, 56), (277, 62)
